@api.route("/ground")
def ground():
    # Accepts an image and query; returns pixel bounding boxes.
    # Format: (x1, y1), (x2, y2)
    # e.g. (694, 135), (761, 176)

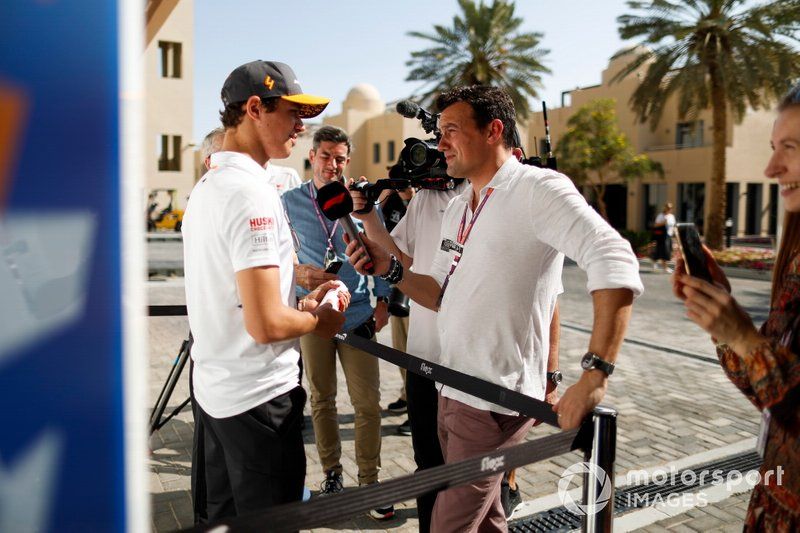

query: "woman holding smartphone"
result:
(672, 84), (800, 531)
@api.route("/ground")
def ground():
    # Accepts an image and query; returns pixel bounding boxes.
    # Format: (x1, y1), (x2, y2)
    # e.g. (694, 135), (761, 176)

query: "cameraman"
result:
(349, 174), (462, 532)
(183, 61), (346, 522)
(380, 187), (414, 433)
(347, 85), (642, 531)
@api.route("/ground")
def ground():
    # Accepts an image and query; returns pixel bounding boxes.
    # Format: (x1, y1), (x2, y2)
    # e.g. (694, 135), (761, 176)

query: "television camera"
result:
(351, 99), (558, 214)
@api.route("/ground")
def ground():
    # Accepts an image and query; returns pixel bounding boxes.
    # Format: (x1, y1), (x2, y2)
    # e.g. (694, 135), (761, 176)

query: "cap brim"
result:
(282, 94), (330, 118)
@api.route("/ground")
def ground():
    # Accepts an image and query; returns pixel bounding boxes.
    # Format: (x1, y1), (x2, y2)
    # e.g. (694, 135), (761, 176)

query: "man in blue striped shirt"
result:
(282, 125), (394, 520)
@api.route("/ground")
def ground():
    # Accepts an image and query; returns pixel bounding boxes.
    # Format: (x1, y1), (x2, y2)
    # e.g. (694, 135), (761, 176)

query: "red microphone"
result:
(316, 181), (375, 274)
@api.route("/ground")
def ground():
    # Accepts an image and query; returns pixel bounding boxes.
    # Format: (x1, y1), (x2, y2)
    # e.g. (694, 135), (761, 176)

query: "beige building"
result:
(274, 84), (430, 189)
(322, 84), (429, 183)
(303, 63), (774, 238)
(145, 0), (194, 213)
(527, 49), (776, 236)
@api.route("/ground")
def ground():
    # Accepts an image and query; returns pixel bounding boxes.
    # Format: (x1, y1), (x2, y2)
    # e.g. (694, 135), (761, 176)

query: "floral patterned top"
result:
(717, 253), (800, 527)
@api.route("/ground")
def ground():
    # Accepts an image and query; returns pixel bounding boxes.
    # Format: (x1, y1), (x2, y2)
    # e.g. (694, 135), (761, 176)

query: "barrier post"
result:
(581, 405), (617, 532)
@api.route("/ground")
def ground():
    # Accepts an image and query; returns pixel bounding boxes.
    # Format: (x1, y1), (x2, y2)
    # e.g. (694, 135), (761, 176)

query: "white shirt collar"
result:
(456, 154), (520, 204)
(208, 151), (267, 177)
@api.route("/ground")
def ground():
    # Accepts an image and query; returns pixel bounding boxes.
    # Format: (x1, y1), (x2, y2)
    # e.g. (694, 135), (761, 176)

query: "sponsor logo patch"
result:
(249, 217), (275, 232)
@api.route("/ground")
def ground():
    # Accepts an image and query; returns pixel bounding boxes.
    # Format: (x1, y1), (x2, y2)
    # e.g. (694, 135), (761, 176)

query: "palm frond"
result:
(404, 0), (549, 119)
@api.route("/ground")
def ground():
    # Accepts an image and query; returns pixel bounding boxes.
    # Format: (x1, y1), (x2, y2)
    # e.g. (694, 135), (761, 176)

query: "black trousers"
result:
(192, 385), (307, 523)
(406, 371), (445, 533)
(189, 361), (207, 524)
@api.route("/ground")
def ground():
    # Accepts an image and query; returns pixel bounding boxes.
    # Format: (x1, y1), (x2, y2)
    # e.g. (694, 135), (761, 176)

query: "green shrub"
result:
(620, 229), (654, 257)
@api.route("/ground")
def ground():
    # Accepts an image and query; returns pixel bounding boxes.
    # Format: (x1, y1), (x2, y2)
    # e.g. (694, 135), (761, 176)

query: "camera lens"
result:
(408, 142), (428, 167)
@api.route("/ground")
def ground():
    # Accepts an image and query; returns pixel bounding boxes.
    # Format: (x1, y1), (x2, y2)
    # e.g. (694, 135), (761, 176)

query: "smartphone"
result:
(674, 223), (713, 283)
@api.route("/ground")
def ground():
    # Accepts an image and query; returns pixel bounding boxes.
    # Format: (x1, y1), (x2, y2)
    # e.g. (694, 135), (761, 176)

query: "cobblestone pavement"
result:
(147, 261), (767, 532)
(638, 491), (750, 532)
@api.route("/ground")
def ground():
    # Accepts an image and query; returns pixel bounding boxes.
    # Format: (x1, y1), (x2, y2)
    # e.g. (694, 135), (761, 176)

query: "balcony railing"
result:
(645, 142), (711, 152)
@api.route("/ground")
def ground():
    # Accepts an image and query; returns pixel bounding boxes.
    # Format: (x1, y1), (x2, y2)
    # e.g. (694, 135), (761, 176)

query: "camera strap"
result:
(307, 182), (339, 253)
(436, 187), (494, 307)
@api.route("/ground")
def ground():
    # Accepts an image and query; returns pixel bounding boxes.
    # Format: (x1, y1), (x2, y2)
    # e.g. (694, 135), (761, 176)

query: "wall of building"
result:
(145, 0), (194, 210)
(527, 48), (775, 235)
(323, 84), (426, 183)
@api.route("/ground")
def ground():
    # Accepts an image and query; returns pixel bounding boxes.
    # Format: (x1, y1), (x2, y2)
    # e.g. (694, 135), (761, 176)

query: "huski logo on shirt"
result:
(249, 216), (276, 254)
(249, 217), (275, 232)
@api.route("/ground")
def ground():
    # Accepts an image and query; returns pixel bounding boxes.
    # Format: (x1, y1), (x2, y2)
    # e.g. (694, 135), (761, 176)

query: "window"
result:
(745, 183), (763, 235)
(726, 182), (740, 235)
(158, 134), (182, 171)
(678, 182), (705, 231)
(675, 121), (703, 148)
(158, 41), (182, 78)
(373, 143), (381, 164)
(387, 140), (396, 162)
(642, 183), (667, 229)
(768, 183), (779, 236)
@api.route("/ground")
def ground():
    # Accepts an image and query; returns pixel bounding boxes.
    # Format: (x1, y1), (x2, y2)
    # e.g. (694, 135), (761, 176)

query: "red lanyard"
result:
(308, 182), (339, 251)
(456, 187), (493, 245)
(436, 187), (494, 307)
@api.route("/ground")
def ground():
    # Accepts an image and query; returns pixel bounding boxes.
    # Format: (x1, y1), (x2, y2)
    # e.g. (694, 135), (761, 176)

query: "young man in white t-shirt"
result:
(183, 60), (346, 523)
(202, 127), (302, 196)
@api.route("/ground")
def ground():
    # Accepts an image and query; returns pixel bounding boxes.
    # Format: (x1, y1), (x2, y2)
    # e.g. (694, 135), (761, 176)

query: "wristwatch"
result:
(376, 296), (389, 304)
(580, 352), (615, 376)
(546, 370), (562, 387)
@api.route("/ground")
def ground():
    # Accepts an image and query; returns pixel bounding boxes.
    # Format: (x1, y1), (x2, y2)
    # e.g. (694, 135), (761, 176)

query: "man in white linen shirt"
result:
(346, 85), (643, 532)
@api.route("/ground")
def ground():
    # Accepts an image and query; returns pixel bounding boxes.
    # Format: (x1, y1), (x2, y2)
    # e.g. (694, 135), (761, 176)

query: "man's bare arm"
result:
(553, 288), (633, 429)
(236, 266), (344, 343)
(396, 271), (441, 311)
(344, 231), (440, 310)
(547, 302), (560, 372)
(348, 181), (414, 269)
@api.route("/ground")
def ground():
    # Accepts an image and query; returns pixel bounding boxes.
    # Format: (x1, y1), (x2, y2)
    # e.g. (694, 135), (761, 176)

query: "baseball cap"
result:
(221, 61), (330, 118)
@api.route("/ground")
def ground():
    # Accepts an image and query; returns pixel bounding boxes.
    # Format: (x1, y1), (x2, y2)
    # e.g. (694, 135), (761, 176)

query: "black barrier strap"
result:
(190, 428), (581, 533)
(148, 304), (188, 316)
(337, 332), (562, 428)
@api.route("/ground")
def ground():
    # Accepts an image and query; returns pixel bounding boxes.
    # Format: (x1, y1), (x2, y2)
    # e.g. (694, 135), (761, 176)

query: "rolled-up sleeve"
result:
(529, 172), (644, 298)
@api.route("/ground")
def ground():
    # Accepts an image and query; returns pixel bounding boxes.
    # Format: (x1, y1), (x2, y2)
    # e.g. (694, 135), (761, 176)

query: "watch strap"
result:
(585, 352), (615, 376)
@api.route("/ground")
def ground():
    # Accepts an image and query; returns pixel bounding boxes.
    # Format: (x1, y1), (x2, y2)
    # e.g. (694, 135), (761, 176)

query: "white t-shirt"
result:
(430, 156), (644, 414)
(265, 162), (302, 195)
(390, 182), (469, 362)
(183, 151), (300, 418)
(655, 212), (677, 236)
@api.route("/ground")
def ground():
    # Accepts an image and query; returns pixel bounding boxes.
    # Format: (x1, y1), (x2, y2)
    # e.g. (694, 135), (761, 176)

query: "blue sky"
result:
(194, 0), (635, 141)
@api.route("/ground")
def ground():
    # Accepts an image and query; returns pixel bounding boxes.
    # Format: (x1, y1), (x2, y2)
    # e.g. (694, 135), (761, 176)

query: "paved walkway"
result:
(147, 262), (768, 531)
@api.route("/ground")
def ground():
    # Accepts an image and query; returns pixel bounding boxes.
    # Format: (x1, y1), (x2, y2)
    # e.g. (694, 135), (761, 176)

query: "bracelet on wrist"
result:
(381, 255), (404, 284)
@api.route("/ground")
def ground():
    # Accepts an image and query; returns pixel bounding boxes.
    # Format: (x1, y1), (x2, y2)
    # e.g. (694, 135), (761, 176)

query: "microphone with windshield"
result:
(315, 181), (375, 274)
(396, 100), (439, 135)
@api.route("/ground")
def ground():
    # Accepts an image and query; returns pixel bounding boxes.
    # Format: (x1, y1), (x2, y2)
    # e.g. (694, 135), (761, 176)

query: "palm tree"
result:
(614, 0), (800, 248)
(405, 0), (550, 119)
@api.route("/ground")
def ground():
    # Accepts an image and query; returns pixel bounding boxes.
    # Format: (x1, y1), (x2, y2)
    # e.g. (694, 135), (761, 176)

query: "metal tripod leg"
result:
(149, 332), (193, 434)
